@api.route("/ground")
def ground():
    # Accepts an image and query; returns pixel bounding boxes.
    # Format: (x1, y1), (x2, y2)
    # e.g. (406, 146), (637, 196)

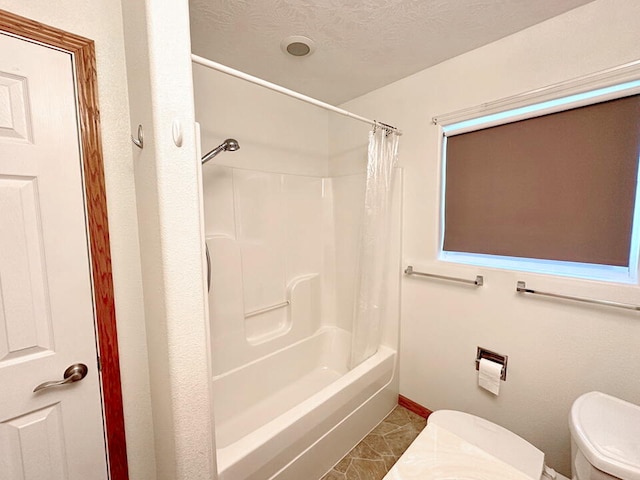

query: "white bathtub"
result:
(212, 326), (397, 480)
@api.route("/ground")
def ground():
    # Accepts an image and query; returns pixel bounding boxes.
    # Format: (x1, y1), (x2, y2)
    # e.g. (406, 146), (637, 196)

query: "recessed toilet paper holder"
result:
(476, 347), (508, 381)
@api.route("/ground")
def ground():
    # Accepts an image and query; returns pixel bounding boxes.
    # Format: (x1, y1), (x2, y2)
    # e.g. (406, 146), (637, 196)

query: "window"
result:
(439, 79), (640, 283)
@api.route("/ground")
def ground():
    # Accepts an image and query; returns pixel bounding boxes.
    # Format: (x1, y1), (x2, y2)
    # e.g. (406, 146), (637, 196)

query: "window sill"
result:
(439, 251), (638, 285)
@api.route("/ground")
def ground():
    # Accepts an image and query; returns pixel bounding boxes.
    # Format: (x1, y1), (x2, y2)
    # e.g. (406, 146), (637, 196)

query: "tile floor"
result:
(320, 406), (427, 480)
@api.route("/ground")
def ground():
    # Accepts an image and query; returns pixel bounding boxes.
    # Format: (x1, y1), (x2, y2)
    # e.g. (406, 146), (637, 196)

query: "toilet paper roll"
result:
(478, 358), (502, 395)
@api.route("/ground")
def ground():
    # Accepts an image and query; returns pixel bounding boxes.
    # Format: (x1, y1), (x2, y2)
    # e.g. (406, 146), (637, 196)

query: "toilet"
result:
(384, 392), (640, 480)
(569, 391), (640, 480)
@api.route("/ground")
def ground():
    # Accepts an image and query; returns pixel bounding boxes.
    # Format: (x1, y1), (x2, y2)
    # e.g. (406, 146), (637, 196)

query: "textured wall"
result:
(0, 1), (156, 478)
(340, 0), (640, 475)
(121, 0), (216, 478)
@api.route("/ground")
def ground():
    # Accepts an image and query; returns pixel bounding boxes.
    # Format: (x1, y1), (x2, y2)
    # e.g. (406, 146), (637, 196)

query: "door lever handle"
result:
(33, 363), (88, 393)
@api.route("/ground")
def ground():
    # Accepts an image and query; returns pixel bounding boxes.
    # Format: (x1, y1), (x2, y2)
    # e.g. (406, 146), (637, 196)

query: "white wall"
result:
(0, 1), (157, 478)
(340, 0), (640, 475)
(121, 0), (216, 479)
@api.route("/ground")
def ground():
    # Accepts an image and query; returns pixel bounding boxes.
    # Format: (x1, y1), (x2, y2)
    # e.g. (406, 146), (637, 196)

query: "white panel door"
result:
(0, 33), (108, 479)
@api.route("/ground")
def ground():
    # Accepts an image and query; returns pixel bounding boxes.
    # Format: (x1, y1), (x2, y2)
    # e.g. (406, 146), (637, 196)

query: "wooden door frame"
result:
(0, 9), (129, 480)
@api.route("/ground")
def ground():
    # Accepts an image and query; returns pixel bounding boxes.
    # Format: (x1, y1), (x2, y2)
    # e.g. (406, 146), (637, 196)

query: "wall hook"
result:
(131, 124), (144, 149)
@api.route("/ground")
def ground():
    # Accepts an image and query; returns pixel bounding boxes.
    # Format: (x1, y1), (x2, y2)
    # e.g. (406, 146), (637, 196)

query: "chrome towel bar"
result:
(516, 281), (640, 311)
(245, 300), (291, 318)
(404, 266), (483, 286)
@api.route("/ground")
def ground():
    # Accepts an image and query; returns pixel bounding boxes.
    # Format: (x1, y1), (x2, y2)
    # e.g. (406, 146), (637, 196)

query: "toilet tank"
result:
(569, 391), (640, 480)
(428, 410), (544, 479)
(572, 438), (623, 480)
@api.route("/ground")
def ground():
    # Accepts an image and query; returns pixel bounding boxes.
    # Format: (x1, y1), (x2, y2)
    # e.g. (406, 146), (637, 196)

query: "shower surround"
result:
(195, 62), (401, 479)
(203, 166), (401, 479)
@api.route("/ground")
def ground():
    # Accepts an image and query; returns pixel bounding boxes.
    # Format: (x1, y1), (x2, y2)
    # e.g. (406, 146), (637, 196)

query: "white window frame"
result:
(436, 61), (640, 284)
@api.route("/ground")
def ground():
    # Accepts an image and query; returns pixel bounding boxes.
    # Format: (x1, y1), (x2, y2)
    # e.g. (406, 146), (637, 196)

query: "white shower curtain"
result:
(349, 126), (400, 369)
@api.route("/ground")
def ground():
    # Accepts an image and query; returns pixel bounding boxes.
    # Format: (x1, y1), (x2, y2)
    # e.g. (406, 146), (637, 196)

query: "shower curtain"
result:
(349, 126), (400, 369)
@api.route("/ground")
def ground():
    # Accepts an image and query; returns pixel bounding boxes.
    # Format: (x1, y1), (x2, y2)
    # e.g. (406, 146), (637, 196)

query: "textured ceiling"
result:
(189, 0), (596, 104)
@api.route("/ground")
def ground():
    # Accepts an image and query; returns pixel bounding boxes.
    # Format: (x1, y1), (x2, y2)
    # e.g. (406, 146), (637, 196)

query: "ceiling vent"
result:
(281, 35), (316, 57)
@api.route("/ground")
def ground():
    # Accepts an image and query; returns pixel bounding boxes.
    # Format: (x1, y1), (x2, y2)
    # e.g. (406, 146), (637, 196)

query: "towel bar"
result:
(404, 266), (483, 286)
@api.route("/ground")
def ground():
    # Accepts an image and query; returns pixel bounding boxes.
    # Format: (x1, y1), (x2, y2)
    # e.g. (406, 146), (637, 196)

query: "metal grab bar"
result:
(245, 300), (291, 318)
(516, 281), (640, 311)
(404, 266), (483, 286)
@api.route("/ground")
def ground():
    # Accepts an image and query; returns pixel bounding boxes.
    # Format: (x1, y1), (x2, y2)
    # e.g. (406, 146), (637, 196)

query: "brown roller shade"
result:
(443, 94), (640, 267)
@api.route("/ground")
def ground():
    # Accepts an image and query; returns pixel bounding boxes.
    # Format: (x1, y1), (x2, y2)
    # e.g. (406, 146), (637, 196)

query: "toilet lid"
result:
(427, 410), (544, 479)
(383, 424), (538, 480)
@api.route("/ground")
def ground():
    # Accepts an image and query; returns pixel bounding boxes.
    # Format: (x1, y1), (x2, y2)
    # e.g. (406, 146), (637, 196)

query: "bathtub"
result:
(212, 326), (398, 480)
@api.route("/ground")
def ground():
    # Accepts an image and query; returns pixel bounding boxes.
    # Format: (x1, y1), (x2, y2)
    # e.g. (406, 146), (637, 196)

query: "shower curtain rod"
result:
(191, 54), (402, 135)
